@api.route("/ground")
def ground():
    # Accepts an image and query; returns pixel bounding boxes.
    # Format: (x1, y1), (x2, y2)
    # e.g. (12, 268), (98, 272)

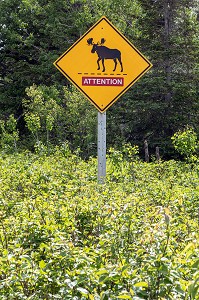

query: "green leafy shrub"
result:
(171, 126), (198, 161)
(0, 114), (19, 153)
(23, 84), (62, 153)
(0, 149), (198, 299)
(22, 85), (98, 158)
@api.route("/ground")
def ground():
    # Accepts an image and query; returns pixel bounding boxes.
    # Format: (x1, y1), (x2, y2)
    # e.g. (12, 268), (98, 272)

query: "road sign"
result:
(54, 16), (152, 112)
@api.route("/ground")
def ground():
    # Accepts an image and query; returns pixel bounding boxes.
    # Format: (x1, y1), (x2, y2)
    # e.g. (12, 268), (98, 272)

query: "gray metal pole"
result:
(98, 111), (106, 184)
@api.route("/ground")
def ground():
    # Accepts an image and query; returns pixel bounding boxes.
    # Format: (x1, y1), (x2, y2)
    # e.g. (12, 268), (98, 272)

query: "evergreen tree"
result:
(109, 0), (199, 156)
(0, 0), (198, 157)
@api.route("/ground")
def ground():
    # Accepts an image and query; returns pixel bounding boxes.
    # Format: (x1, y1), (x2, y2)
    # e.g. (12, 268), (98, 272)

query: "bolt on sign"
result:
(54, 16), (152, 112)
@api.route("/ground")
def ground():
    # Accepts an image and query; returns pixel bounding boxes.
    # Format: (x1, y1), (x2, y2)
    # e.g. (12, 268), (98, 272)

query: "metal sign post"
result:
(98, 111), (106, 184)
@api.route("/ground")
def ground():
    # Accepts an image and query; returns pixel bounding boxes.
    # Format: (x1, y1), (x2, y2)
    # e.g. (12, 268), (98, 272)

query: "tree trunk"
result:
(144, 140), (149, 162)
(156, 146), (160, 161)
(164, 0), (172, 104)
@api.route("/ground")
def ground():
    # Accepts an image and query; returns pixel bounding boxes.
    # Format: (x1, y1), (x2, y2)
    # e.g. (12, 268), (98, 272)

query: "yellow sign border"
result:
(54, 16), (152, 112)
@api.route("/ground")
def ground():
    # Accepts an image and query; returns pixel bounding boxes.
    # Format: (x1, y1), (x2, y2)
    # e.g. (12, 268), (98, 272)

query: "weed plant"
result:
(0, 146), (198, 299)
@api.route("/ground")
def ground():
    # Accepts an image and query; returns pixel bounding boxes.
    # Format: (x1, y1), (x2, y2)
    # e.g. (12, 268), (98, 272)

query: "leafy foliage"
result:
(171, 126), (198, 161)
(0, 114), (19, 153)
(22, 84), (62, 153)
(1, 0), (199, 157)
(21, 84), (97, 156)
(0, 148), (198, 299)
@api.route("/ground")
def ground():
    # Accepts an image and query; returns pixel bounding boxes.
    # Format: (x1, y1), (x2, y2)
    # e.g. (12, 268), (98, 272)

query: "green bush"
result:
(171, 126), (198, 161)
(0, 114), (19, 153)
(0, 149), (198, 299)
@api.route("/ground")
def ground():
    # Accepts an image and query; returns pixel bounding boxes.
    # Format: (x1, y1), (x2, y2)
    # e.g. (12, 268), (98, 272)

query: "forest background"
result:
(0, 0), (199, 158)
(1, 1), (199, 299)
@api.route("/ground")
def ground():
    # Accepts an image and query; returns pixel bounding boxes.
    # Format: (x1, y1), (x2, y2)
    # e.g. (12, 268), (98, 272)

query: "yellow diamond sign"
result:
(54, 16), (152, 112)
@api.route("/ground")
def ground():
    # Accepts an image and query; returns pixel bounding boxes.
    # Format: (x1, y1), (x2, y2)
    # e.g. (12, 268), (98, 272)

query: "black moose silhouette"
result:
(87, 38), (123, 72)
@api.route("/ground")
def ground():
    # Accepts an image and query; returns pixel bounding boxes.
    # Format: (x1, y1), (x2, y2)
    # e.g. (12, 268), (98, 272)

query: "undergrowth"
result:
(0, 147), (198, 299)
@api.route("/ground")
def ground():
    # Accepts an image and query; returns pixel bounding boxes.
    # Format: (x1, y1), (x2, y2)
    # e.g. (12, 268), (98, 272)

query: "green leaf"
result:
(117, 295), (132, 299)
(134, 281), (148, 288)
(96, 269), (108, 275)
(39, 260), (46, 269)
(188, 281), (199, 300)
(191, 259), (199, 269)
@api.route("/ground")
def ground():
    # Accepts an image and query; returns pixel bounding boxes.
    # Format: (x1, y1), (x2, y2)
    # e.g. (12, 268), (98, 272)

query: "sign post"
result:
(53, 16), (152, 183)
(98, 112), (106, 184)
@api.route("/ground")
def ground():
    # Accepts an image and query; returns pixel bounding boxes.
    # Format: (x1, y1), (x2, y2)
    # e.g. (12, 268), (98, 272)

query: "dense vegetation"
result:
(0, 1), (199, 298)
(0, 0), (199, 157)
(0, 147), (198, 299)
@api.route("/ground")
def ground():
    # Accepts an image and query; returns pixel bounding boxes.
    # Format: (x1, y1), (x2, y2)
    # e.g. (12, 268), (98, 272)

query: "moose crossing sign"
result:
(54, 16), (152, 112)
